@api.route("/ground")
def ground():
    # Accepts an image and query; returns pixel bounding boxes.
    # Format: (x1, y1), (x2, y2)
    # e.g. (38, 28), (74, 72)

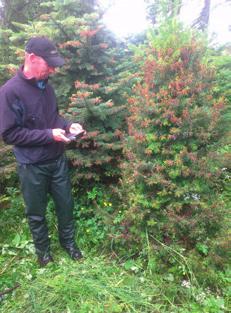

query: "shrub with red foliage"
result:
(120, 36), (226, 251)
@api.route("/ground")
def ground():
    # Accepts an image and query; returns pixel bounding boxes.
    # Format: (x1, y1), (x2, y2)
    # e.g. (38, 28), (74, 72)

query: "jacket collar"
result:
(17, 65), (48, 89)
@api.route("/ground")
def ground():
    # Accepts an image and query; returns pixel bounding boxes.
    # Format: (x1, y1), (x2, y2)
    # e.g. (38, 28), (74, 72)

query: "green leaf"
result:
(196, 243), (209, 256)
(12, 233), (21, 247)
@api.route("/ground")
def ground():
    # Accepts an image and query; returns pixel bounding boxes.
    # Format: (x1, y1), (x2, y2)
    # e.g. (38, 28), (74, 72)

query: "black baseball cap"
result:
(25, 36), (65, 67)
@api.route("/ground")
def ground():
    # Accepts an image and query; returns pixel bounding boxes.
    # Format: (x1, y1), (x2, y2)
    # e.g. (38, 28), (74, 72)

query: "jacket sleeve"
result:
(0, 87), (54, 147)
(56, 114), (72, 133)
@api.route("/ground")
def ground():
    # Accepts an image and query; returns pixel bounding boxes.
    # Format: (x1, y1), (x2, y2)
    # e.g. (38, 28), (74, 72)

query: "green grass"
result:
(1, 255), (170, 313)
(0, 189), (230, 313)
(1, 250), (230, 313)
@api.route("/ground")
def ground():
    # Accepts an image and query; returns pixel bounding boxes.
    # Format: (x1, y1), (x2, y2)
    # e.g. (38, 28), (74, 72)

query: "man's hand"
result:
(69, 123), (86, 135)
(52, 128), (70, 143)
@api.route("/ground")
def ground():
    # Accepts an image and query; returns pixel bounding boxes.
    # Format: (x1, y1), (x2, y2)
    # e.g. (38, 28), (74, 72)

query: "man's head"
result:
(23, 36), (65, 80)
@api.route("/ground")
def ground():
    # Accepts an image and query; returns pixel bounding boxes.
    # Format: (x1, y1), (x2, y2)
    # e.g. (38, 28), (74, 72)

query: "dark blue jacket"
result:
(0, 66), (71, 164)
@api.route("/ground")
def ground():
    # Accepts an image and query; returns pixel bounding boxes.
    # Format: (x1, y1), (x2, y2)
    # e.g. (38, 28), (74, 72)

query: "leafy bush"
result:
(117, 21), (229, 257)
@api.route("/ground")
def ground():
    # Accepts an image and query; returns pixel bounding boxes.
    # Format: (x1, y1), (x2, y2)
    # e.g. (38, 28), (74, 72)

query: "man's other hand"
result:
(69, 123), (86, 135)
(52, 128), (70, 143)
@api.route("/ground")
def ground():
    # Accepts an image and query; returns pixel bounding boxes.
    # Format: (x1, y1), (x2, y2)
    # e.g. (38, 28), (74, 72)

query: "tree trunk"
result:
(192, 0), (211, 31)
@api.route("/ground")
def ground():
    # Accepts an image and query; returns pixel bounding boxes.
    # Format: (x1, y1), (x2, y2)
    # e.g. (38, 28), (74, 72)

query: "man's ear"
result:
(28, 53), (37, 63)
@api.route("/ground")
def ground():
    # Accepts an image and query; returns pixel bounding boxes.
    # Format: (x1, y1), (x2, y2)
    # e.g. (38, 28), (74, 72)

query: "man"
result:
(0, 36), (85, 266)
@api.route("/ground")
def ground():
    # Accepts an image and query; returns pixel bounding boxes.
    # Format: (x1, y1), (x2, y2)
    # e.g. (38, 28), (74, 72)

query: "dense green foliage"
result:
(0, 191), (230, 312)
(0, 1), (230, 312)
(119, 21), (228, 249)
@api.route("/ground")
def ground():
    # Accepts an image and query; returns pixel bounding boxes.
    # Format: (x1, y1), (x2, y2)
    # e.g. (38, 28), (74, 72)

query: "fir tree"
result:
(0, 0), (130, 185)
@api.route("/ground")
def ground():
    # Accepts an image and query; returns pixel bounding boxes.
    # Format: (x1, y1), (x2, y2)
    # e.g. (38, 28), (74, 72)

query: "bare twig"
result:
(0, 283), (20, 298)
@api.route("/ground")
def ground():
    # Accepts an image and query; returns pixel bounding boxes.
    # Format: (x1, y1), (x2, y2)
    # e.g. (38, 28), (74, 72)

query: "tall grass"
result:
(0, 189), (229, 313)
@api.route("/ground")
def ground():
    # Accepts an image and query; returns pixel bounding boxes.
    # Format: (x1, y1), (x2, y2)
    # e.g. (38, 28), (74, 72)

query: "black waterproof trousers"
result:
(17, 155), (75, 257)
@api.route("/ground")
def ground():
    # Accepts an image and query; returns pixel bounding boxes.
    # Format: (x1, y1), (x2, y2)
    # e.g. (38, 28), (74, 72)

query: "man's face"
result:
(30, 55), (56, 80)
